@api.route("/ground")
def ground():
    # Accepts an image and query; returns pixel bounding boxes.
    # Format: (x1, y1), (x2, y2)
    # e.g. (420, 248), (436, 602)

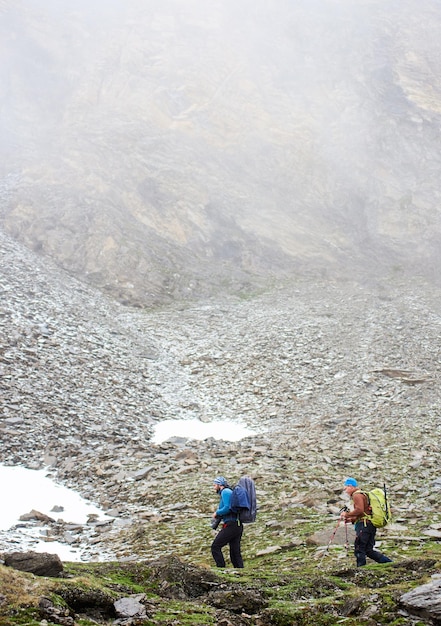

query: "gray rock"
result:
(308, 524), (356, 547)
(400, 576), (441, 623)
(256, 546), (283, 556)
(39, 597), (74, 626)
(19, 510), (55, 523)
(4, 551), (63, 577)
(422, 529), (441, 539)
(114, 594), (147, 618)
(133, 467), (154, 480)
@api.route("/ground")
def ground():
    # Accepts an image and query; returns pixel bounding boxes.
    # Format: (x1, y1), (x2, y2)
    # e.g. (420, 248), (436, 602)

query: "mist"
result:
(1, 0), (441, 306)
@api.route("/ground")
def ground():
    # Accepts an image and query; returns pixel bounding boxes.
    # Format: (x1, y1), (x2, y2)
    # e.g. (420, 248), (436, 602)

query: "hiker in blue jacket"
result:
(211, 476), (244, 568)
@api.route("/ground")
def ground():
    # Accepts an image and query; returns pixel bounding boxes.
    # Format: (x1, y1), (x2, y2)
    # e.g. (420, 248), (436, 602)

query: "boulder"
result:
(4, 551), (63, 577)
(19, 509), (55, 523)
(114, 594), (147, 618)
(308, 523), (355, 546)
(149, 555), (220, 599)
(400, 576), (441, 624)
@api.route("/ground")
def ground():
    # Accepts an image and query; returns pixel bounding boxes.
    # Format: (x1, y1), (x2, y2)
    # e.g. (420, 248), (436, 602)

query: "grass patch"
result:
(1, 546), (440, 625)
(149, 601), (215, 625)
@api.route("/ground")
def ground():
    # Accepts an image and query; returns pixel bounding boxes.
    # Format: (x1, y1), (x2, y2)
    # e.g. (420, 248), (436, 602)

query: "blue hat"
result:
(344, 477), (358, 487)
(213, 476), (227, 486)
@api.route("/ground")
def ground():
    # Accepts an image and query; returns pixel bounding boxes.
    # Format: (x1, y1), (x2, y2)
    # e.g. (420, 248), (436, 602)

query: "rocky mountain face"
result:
(1, 0), (441, 306)
(1, 228), (440, 565)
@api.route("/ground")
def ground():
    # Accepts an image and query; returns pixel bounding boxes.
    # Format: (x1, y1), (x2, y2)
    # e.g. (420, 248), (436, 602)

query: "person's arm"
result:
(342, 492), (367, 522)
(216, 488), (232, 517)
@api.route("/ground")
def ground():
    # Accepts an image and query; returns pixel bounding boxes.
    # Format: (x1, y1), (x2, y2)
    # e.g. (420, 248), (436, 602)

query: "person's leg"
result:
(354, 521), (368, 566)
(228, 523), (244, 568)
(365, 524), (392, 563)
(370, 551), (392, 563)
(211, 526), (230, 567)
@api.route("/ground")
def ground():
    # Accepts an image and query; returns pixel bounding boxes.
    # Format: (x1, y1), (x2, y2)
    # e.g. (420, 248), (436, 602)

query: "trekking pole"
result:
(344, 520), (350, 554)
(383, 481), (391, 524)
(319, 515), (343, 563)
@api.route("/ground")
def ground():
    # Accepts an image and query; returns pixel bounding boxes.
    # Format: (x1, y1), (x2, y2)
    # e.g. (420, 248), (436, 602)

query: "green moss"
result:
(63, 561), (152, 594)
(0, 608), (42, 626)
(150, 602), (215, 625)
(261, 601), (342, 626)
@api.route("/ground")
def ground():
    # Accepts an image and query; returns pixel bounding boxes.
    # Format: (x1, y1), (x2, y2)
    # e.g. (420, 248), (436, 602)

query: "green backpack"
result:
(358, 486), (392, 528)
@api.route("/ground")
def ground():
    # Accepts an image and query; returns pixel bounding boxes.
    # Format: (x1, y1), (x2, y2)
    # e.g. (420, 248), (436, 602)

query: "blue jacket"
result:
(216, 487), (236, 522)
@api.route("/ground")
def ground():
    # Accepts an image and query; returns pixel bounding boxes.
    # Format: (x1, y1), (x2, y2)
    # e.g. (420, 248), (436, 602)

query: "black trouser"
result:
(211, 521), (244, 568)
(354, 520), (392, 566)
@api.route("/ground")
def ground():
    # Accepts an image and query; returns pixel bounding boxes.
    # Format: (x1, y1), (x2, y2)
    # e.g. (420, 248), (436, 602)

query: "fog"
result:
(1, 0), (441, 304)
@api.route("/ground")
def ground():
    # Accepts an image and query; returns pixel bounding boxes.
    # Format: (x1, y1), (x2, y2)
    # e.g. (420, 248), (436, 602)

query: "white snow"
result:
(0, 464), (110, 561)
(151, 418), (256, 444)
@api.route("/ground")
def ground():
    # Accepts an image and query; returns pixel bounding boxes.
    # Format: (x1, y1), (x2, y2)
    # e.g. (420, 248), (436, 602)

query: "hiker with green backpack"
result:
(340, 477), (392, 567)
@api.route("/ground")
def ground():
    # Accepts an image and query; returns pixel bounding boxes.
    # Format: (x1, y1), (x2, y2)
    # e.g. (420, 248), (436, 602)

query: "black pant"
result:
(354, 521), (392, 566)
(211, 521), (244, 568)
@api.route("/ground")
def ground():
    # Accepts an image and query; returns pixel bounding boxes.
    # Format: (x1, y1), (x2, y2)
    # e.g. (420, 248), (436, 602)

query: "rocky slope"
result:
(1, 0), (441, 306)
(1, 228), (440, 564)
